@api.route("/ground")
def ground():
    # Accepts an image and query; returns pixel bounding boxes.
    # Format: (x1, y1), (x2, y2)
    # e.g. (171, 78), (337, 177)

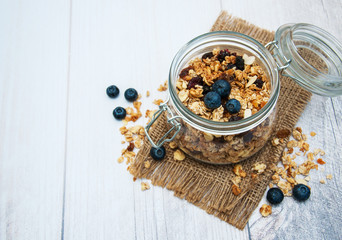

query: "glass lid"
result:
(269, 23), (342, 97)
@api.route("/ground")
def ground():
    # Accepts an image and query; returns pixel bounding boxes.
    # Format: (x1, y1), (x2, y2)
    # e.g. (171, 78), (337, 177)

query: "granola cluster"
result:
(176, 48), (270, 121)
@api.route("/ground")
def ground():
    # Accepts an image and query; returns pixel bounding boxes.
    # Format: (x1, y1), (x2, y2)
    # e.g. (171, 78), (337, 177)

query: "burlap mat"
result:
(130, 11), (312, 229)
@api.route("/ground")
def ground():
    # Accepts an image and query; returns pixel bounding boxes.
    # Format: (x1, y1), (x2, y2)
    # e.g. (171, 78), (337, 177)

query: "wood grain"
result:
(0, 0), (341, 239)
(0, 0), (70, 239)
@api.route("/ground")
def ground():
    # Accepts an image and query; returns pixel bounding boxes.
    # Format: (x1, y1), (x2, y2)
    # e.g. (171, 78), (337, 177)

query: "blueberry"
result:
(202, 84), (212, 94)
(113, 107), (126, 120)
(225, 99), (241, 114)
(124, 88), (138, 102)
(204, 91), (221, 109)
(235, 56), (245, 70)
(106, 85), (119, 98)
(212, 79), (231, 98)
(293, 184), (311, 202)
(266, 188), (284, 204)
(150, 146), (166, 161)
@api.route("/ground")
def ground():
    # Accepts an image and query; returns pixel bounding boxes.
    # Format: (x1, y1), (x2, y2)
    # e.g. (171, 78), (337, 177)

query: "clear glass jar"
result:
(145, 23), (342, 165)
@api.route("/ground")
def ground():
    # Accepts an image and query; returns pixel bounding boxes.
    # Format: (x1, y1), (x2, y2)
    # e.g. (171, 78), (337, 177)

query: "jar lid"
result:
(269, 23), (342, 97)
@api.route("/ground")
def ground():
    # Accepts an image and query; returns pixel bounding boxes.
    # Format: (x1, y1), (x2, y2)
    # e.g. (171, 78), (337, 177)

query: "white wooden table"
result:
(1, 0), (341, 239)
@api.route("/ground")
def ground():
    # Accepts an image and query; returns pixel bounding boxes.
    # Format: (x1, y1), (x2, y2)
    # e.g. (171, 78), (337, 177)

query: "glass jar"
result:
(145, 23), (342, 165)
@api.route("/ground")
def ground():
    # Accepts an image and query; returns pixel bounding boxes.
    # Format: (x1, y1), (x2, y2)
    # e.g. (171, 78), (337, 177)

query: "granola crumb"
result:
(146, 90), (150, 97)
(153, 99), (164, 106)
(272, 138), (280, 146)
(253, 163), (267, 174)
(232, 184), (242, 196)
(141, 182), (151, 191)
(317, 158), (326, 165)
(169, 141), (178, 149)
(276, 129), (291, 138)
(121, 141), (125, 144)
(310, 131), (316, 137)
(320, 179), (326, 184)
(144, 161), (151, 169)
(174, 149), (186, 161)
(260, 204), (272, 217)
(157, 80), (168, 92)
(117, 156), (124, 163)
(326, 174), (333, 180)
(233, 164), (247, 177)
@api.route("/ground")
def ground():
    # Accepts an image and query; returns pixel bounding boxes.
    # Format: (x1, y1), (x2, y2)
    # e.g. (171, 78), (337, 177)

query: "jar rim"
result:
(168, 31), (280, 135)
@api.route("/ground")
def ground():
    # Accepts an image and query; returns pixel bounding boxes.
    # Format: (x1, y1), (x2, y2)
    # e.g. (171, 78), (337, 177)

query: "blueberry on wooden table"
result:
(204, 91), (221, 109)
(150, 146), (166, 161)
(113, 107), (126, 120)
(266, 188), (284, 204)
(124, 88), (138, 102)
(292, 184), (311, 202)
(212, 79), (231, 98)
(106, 85), (120, 98)
(225, 99), (241, 114)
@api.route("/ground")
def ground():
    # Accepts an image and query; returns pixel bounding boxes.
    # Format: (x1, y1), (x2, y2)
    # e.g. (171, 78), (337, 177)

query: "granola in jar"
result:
(173, 48), (275, 164)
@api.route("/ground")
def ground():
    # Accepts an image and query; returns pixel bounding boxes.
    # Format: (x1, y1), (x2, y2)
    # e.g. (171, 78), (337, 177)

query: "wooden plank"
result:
(219, 0), (342, 238)
(63, 0), (250, 239)
(0, 0), (70, 239)
(221, 0), (342, 42)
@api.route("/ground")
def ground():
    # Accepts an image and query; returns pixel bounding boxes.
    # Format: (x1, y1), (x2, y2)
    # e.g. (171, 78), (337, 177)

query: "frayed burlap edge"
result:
(129, 11), (312, 230)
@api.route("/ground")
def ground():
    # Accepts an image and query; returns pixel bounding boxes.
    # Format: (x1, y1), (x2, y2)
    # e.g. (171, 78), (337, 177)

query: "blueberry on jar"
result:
(212, 79), (231, 98)
(225, 99), (241, 114)
(204, 91), (221, 109)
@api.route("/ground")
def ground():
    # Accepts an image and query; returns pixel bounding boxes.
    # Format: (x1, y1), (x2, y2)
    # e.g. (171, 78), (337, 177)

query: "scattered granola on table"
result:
(260, 204), (272, 217)
(258, 126), (329, 217)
